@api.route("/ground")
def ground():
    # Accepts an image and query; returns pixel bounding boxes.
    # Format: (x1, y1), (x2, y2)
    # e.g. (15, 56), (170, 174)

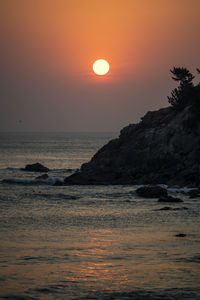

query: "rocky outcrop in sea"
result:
(64, 101), (200, 186)
(22, 163), (49, 172)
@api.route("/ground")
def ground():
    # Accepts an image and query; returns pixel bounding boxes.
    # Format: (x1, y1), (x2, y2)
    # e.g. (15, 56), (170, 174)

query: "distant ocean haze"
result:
(0, 132), (117, 170)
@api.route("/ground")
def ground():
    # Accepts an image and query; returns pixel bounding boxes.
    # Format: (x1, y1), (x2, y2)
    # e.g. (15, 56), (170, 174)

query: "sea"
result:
(0, 132), (200, 300)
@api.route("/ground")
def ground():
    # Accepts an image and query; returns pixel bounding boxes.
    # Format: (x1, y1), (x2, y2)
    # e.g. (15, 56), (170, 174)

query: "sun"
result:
(93, 59), (110, 76)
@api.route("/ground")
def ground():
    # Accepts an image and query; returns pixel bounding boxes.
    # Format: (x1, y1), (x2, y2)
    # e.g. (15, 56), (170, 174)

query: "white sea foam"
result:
(49, 168), (78, 173)
(1, 177), (64, 185)
(168, 187), (194, 193)
(3, 167), (78, 174)
(5, 167), (22, 171)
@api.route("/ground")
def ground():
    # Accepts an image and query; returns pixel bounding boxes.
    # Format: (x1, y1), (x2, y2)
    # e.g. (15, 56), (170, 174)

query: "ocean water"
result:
(0, 132), (200, 300)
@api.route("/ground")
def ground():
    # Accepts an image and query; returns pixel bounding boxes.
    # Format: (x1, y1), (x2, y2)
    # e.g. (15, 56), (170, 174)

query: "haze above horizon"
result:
(1, 0), (200, 132)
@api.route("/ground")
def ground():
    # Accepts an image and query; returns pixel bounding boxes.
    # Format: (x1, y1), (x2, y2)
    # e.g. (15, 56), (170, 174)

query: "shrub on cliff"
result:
(168, 67), (195, 110)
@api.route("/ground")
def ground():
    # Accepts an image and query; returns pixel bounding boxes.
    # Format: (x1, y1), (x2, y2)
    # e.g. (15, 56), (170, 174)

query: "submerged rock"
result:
(135, 186), (168, 198)
(23, 163), (49, 173)
(156, 206), (188, 211)
(158, 195), (183, 203)
(175, 233), (187, 237)
(158, 206), (171, 211)
(64, 100), (200, 185)
(35, 174), (49, 180)
(54, 180), (64, 186)
(187, 189), (200, 198)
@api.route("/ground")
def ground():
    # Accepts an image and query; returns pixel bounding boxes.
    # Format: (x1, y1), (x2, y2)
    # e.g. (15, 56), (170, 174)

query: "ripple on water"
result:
(74, 288), (200, 300)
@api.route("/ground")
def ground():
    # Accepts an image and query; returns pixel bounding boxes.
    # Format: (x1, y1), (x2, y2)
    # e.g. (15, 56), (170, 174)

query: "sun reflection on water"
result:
(1, 212), (200, 298)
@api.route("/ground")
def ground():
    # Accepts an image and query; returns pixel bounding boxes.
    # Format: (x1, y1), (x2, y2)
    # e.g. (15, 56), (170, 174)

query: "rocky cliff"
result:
(64, 103), (200, 187)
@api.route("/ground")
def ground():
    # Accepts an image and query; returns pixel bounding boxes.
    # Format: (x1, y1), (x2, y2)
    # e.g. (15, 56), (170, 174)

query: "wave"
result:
(1, 177), (64, 186)
(97, 191), (134, 199)
(4, 167), (22, 171)
(3, 167), (79, 173)
(49, 168), (79, 173)
(33, 193), (79, 200)
(167, 187), (193, 193)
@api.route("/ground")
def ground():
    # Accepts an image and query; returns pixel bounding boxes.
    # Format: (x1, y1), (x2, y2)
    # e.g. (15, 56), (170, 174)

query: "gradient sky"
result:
(1, 0), (200, 131)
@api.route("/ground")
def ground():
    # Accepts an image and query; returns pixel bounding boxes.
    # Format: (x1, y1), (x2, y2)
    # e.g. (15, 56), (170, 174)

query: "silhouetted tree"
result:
(197, 68), (200, 86)
(193, 69), (200, 111)
(168, 67), (195, 110)
(170, 67), (194, 85)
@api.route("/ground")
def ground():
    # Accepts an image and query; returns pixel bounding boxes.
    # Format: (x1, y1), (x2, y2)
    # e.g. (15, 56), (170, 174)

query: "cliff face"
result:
(65, 104), (200, 186)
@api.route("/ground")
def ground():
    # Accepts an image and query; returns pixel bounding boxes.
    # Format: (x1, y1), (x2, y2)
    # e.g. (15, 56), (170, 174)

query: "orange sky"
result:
(1, 0), (200, 131)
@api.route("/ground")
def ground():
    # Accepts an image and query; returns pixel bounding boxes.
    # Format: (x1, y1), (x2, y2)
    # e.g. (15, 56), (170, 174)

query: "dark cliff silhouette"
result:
(64, 68), (200, 186)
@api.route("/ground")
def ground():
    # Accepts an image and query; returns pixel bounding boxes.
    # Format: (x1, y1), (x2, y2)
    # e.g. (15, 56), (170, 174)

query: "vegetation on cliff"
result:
(168, 67), (200, 114)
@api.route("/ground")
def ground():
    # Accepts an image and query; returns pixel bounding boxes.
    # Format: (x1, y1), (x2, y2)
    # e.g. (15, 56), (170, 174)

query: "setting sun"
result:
(93, 59), (110, 76)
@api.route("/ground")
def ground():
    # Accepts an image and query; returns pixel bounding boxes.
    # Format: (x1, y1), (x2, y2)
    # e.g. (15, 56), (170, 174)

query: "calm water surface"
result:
(0, 133), (199, 299)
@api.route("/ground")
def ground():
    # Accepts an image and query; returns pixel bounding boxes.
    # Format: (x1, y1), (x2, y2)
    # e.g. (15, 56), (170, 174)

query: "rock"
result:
(54, 180), (64, 186)
(156, 206), (188, 211)
(64, 97), (200, 185)
(187, 189), (200, 198)
(35, 174), (49, 180)
(158, 206), (172, 211)
(173, 206), (188, 210)
(135, 186), (168, 198)
(175, 233), (187, 237)
(158, 195), (183, 203)
(23, 163), (49, 172)
(64, 172), (97, 185)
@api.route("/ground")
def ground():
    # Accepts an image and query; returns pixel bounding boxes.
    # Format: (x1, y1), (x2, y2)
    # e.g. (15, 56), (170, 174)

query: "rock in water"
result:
(158, 206), (172, 211)
(135, 186), (168, 198)
(23, 163), (49, 172)
(35, 174), (49, 180)
(158, 195), (183, 203)
(175, 233), (187, 237)
(54, 180), (64, 186)
(187, 189), (200, 198)
(156, 206), (188, 211)
(64, 103), (200, 186)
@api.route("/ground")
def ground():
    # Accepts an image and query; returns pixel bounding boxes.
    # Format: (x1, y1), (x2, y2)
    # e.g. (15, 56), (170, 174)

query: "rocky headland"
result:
(64, 68), (200, 187)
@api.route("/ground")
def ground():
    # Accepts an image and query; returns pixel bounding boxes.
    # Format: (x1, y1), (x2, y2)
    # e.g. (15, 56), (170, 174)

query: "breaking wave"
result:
(4, 167), (78, 173)
(1, 177), (64, 186)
